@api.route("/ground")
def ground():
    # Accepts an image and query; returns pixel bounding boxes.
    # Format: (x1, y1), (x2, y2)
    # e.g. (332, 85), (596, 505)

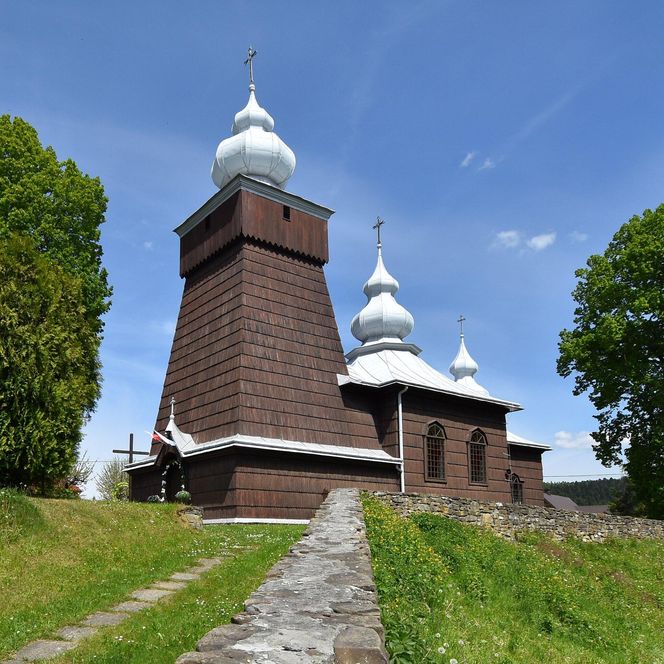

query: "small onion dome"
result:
(351, 247), (414, 344)
(449, 334), (489, 395)
(211, 82), (296, 190)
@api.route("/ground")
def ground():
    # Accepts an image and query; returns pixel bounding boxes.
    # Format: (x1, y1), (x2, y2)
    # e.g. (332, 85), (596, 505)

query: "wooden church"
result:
(126, 56), (550, 521)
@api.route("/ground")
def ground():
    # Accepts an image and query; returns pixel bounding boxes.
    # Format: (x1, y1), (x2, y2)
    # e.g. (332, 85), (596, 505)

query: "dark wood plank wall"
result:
(191, 450), (399, 520)
(509, 445), (545, 506)
(179, 189), (329, 277)
(154, 186), (382, 450)
(399, 389), (514, 502)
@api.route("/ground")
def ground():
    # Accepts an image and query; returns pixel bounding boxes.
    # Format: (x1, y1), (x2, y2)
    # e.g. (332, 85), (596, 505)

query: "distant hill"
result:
(543, 477), (626, 506)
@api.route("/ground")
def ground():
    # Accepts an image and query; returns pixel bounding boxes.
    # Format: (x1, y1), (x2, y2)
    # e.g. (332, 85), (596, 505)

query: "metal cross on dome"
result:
(244, 47), (257, 85)
(373, 216), (385, 248)
(457, 314), (466, 336)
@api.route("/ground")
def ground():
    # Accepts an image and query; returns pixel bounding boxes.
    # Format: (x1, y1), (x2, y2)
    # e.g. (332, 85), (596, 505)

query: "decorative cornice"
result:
(174, 174), (334, 239)
(345, 340), (422, 362)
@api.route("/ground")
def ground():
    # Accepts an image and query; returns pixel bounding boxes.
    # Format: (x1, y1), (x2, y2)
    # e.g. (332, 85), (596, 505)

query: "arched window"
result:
(469, 429), (487, 484)
(425, 422), (446, 481)
(510, 473), (524, 504)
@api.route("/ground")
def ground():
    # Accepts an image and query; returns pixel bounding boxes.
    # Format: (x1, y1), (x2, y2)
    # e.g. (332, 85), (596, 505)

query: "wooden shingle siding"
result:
(154, 189), (378, 449)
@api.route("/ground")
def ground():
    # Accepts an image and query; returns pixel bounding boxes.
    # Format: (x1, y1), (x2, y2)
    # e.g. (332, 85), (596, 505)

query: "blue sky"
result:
(3, 1), (663, 493)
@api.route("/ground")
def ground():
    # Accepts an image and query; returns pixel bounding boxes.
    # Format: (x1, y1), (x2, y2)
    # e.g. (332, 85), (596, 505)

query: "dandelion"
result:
(435, 633), (441, 639)
(438, 646), (446, 654)
(458, 639), (465, 646)
(450, 659), (459, 664)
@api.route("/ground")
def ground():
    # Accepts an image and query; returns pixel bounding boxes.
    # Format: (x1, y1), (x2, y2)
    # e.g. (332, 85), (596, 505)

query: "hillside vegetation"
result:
(362, 495), (664, 664)
(543, 477), (627, 506)
(0, 490), (303, 662)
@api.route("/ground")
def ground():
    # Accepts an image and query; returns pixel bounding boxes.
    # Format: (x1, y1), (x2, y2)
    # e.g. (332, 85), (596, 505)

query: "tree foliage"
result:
(557, 205), (664, 518)
(95, 457), (128, 501)
(0, 116), (111, 488)
(543, 477), (627, 506)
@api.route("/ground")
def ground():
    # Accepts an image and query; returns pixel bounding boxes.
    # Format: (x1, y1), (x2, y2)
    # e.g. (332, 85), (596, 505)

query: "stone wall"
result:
(176, 488), (388, 663)
(371, 491), (664, 542)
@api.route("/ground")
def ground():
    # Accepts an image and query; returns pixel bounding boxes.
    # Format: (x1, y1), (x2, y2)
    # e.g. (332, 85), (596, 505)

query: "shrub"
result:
(111, 481), (129, 501)
(146, 495), (161, 503)
(174, 490), (191, 504)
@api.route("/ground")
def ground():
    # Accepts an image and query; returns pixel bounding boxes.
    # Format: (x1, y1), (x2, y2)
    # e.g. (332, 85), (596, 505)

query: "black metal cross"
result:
(457, 314), (466, 335)
(373, 216), (385, 247)
(244, 46), (257, 85)
(113, 433), (150, 464)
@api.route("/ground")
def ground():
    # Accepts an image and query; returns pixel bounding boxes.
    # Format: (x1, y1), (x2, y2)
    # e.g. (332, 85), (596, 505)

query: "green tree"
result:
(557, 205), (664, 519)
(0, 235), (100, 486)
(0, 116), (111, 488)
(95, 457), (128, 501)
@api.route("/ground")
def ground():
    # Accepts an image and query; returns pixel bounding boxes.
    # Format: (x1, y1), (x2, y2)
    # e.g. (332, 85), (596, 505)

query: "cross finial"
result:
(169, 397), (176, 419)
(372, 217), (385, 249)
(457, 314), (466, 336)
(244, 46), (257, 86)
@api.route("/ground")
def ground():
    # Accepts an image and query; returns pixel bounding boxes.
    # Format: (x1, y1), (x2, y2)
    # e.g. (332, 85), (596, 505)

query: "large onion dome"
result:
(211, 80), (296, 190)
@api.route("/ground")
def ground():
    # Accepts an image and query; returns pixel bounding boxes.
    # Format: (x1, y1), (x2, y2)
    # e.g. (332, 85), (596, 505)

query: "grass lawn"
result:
(0, 490), (303, 661)
(362, 495), (664, 664)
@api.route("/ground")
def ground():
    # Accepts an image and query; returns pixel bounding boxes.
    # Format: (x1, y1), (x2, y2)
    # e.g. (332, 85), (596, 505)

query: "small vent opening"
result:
(282, 205), (291, 221)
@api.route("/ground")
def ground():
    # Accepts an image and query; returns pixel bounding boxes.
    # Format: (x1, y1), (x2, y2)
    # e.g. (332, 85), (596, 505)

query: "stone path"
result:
(3, 557), (223, 663)
(176, 489), (388, 663)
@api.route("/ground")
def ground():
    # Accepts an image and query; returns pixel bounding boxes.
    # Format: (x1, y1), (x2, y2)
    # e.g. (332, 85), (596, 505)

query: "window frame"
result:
(468, 429), (488, 485)
(510, 473), (524, 504)
(424, 421), (446, 483)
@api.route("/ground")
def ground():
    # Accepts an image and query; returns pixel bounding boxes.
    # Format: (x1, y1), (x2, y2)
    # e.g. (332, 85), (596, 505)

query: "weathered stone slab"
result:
(171, 572), (200, 581)
(55, 625), (98, 642)
(110, 600), (153, 613)
(334, 626), (388, 663)
(130, 588), (174, 602)
(11, 639), (76, 661)
(152, 580), (188, 590)
(82, 611), (129, 627)
(196, 557), (222, 569)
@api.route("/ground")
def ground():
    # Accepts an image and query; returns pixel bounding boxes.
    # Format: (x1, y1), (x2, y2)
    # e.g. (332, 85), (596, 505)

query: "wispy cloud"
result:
(508, 87), (580, 147)
(494, 230), (521, 249)
(460, 151), (477, 168)
(554, 430), (594, 449)
(478, 157), (496, 171)
(143, 240), (153, 250)
(527, 232), (556, 251)
(569, 230), (589, 243)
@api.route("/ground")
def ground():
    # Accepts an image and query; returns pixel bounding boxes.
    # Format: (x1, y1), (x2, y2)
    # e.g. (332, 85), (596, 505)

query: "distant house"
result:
(544, 494), (609, 514)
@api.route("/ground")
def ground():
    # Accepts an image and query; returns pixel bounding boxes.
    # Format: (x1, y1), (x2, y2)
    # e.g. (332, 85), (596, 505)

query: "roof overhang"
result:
(507, 431), (552, 451)
(124, 433), (402, 471)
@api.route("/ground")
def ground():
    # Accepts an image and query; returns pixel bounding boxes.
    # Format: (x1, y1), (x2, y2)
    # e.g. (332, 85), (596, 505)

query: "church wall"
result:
(400, 389), (514, 503)
(509, 445), (545, 506)
(154, 200), (382, 449)
(187, 449), (399, 520)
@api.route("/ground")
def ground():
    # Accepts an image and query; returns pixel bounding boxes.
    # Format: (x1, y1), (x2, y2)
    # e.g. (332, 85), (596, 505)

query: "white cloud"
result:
(554, 430), (594, 449)
(527, 232), (556, 251)
(494, 230), (521, 249)
(478, 157), (496, 171)
(460, 151), (477, 168)
(143, 240), (153, 250)
(569, 230), (589, 243)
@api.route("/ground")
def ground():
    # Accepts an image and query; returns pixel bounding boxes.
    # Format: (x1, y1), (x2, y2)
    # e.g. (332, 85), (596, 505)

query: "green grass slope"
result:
(362, 495), (664, 664)
(0, 492), (303, 661)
